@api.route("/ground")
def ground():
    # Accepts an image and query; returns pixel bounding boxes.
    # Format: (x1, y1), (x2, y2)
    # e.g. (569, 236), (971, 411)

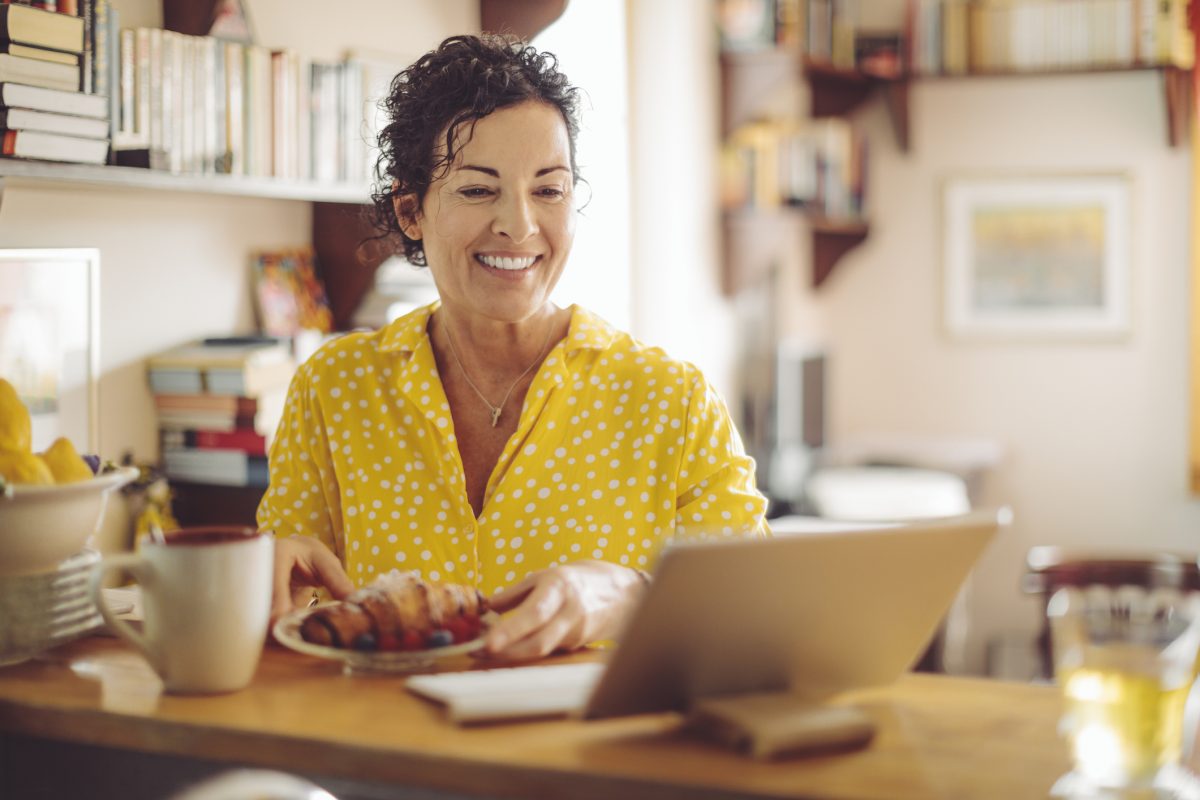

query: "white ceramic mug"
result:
(90, 527), (274, 694)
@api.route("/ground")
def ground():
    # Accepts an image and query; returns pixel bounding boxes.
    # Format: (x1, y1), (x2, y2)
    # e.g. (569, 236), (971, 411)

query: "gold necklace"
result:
(443, 316), (556, 428)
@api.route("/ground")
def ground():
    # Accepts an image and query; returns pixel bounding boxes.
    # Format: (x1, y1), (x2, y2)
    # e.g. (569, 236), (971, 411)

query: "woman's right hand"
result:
(270, 534), (355, 625)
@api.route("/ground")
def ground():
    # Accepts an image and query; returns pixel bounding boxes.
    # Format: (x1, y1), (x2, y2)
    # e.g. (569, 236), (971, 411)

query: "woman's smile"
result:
(476, 253), (541, 277)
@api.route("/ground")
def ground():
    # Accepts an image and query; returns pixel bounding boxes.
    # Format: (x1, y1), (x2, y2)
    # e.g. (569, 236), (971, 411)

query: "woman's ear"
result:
(393, 193), (422, 241)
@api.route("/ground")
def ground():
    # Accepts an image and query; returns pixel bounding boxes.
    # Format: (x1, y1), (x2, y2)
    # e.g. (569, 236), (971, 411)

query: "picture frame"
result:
(717, 0), (777, 52)
(0, 248), (100, 453)
(251, 247), (333, 337)
(941, 174), (1131, 340)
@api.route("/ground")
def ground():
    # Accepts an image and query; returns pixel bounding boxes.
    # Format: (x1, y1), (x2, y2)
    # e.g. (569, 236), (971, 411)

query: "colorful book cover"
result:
(251, 247), (333, 337)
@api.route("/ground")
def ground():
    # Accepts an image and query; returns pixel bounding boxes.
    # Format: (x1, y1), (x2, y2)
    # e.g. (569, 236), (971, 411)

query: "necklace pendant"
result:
(490, 407), (502, 427)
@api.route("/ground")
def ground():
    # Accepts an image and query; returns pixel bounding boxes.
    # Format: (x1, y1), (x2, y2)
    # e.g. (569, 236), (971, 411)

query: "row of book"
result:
(0, 2), (114, 165)
(907, 0), (1195, 75)
(717, 0), (1194, 76)
(109, 29), (388, 181)
(720, 118), (866, 221)
(147, 337), (296, 488)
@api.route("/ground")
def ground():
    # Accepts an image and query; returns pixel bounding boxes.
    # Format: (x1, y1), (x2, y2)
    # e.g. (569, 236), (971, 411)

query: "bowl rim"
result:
(3, 465), (139, 499)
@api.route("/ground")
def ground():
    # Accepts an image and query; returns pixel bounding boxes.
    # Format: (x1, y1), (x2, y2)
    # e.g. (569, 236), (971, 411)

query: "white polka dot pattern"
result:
(257, 302), (769, 595)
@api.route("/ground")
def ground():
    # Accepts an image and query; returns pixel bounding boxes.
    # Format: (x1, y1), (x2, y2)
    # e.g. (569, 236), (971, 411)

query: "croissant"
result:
(300, 570), (488, 652)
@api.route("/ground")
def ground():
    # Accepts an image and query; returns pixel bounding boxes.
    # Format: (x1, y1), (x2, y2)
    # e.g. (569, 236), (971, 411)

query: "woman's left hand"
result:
(481, 560), (647, 660)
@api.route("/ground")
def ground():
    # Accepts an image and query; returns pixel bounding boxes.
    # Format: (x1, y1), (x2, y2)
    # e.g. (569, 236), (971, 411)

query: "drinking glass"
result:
(1049, 585), (1200, 799)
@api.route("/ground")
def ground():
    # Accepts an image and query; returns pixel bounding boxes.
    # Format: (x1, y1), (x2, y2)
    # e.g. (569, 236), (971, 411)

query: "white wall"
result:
(803, 72), (1198, 673)
(626, 0), (742, 403)
(0, 1), (478, 461)
(539, 1), (633, 331)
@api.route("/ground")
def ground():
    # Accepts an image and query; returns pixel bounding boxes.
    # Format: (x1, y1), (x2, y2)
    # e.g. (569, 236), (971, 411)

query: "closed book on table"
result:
(2, 128), (108, 163)
(0, 4), (85, 54)
(0, 42), (79, 66)
(154, 390), (285, 436)
(0, 107), (107, 138)
(147, 340), (296, 398)
(0, 81), (106, 118)
(0, 53), (80, 92)
(156, 411), (255, 433)
(160, 427), (267, 456)
(162, 448), (269, 488)
(154, 393), (262, 414)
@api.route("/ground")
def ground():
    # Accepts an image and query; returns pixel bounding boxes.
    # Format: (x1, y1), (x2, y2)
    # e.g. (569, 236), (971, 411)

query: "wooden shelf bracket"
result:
(1164, 66), (1191, 147)
(812, 226), (869, 288)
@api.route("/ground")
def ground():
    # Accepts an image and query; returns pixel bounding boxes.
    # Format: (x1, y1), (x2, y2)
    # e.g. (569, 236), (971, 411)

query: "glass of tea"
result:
(1048, 585), (1200, 798)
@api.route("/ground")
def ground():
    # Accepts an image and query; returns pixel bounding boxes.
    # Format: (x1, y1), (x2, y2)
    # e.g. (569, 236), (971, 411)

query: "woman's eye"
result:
(537, 187), (566, 199)
(459, 187), (494, 198)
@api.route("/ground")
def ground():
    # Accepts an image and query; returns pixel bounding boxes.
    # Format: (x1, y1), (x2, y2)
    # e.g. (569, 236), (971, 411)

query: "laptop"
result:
(406, 509), (1006, 724)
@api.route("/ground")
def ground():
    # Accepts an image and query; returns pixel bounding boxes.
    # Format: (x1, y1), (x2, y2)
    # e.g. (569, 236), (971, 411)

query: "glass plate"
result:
(272, 603), (487, 675)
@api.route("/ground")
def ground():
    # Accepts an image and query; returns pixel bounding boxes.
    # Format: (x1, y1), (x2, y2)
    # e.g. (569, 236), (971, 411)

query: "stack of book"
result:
(147, 338), (295, 488)
(720, 117), (866, 220)
(0, 2), (112, 165)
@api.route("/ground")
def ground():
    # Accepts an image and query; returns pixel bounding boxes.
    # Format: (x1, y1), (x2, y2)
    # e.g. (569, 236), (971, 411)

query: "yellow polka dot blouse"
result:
(257, 302), (769, 594)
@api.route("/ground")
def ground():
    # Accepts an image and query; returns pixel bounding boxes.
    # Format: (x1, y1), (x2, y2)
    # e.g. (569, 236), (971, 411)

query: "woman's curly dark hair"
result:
(367, 34), (582, 267)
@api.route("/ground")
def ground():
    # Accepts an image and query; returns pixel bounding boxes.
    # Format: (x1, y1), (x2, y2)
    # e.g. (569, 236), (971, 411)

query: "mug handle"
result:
(89, 553), (159, 673)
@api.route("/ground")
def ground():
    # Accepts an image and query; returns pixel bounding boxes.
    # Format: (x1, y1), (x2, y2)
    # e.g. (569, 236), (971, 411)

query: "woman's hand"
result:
(481, 560), (647, 660)
(270, 534), (355, 625)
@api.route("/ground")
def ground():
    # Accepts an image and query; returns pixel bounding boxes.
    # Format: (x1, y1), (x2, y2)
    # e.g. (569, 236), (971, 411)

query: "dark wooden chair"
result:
(1022, 546), (1200, 679)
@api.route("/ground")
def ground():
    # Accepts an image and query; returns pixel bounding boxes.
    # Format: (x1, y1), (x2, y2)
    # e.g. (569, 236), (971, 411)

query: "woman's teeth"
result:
(478, 255), (537, 271)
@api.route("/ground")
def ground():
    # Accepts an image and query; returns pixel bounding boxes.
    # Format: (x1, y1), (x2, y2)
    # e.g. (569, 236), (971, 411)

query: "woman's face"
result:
(401, 100), (577, 326)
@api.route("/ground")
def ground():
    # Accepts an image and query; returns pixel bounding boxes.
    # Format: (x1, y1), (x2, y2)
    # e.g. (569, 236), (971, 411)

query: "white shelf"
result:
(0, 158), (370, 204)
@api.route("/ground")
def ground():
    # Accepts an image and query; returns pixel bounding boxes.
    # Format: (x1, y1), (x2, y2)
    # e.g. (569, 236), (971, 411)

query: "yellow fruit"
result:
(0, 378), (32, 452)
(39, 437), (93, 484)
(0, 449), (54, 485)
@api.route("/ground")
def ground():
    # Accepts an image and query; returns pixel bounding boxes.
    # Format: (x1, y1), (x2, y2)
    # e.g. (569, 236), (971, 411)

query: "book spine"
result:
(90, 0), (105, 97)
(202, 35), (216, 174)
(161, 427), (267, 455)
(117, 27), (132, 133)
(179, 33), (193, 173)
(224, 40), (242, 175)
(79, 0), (91, 91)
(145, 27), (160, 152)
(162, 449), (268, 487)
(167, 29), (182, 173)
(270, 49), (285, 179)
(295, 52), (309, 181)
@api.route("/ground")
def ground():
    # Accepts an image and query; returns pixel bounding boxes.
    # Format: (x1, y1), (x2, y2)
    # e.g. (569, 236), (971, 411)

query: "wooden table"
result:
(0, 635), (1071, 800)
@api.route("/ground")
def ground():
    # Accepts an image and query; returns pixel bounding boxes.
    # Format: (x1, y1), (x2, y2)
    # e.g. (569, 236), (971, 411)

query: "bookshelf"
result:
(719, 49), (875, 294)
(0, 159), (368, 203)
(719, 49), (1192, 296)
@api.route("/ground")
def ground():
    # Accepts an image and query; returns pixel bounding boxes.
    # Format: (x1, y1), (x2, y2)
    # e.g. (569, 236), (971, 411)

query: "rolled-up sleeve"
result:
(256, 362), (344, 559)
(673, 368), (770, 541)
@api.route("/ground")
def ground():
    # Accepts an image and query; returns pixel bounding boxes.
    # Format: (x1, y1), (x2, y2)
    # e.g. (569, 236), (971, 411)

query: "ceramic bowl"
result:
(0, 467), (138, 577)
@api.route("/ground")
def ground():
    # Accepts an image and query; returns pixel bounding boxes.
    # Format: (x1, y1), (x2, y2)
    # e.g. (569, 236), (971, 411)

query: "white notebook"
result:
(406, 663), (605, 724)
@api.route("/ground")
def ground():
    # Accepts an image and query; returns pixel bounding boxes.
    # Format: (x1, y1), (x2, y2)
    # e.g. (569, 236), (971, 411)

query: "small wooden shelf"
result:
(810, 216), (869, 288)
(918, 63), (1191, 147)
(722, 49), (1189, 152)
(722, 208), (869, 294)
(0, 159), (369, 204)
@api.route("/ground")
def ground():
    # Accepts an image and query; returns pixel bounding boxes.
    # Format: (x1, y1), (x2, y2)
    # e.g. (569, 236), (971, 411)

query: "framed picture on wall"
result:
(0, 249), (100, 453)
(941, 174), (1131, 340)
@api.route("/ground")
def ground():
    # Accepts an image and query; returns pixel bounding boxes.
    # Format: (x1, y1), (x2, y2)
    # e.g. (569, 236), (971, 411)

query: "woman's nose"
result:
(492, 194), (538, 242)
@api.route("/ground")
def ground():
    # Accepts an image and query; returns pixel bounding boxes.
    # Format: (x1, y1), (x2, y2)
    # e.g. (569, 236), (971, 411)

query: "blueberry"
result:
(352, 633), (377, 651)
(425, 629), (454, 648)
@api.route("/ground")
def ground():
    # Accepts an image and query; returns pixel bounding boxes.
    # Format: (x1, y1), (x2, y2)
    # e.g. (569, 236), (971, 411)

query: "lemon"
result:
(0, 449), (54, 485)
(0, 378), (31, 453)
(39, 437), (93, 484)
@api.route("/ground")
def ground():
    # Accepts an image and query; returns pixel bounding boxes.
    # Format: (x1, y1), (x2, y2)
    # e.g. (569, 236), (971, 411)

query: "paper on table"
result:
(406, 662), (605, 724)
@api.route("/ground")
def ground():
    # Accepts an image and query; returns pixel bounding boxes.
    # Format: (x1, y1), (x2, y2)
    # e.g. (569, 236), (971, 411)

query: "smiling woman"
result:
(256, 34), (769, 662)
